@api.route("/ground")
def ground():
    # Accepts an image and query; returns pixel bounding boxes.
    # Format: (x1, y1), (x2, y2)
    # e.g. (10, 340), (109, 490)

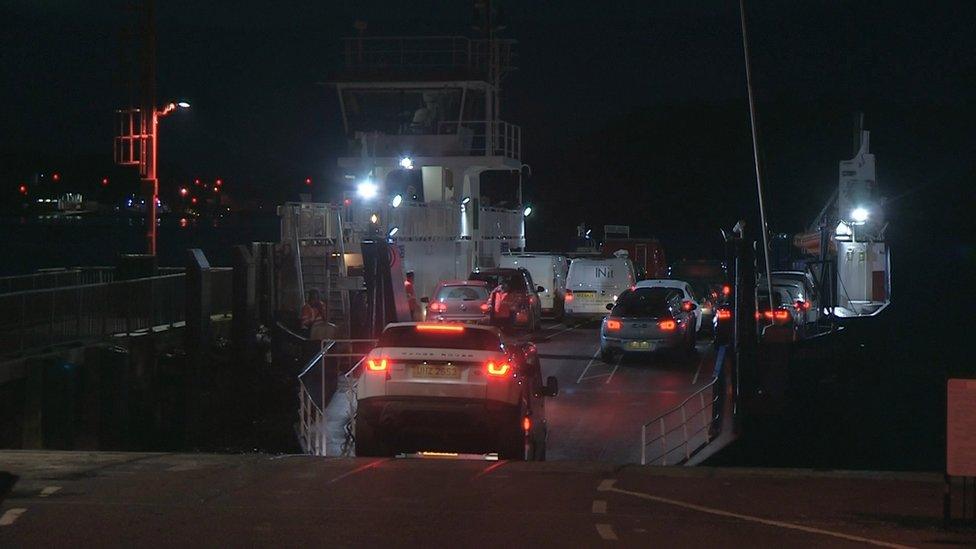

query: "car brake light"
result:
(606, 319), (621, 331)
(681, 301), (693, 312)
(717, 308), (731, 320)
(366, 358), (388, 372)
(486, 361), (511, 377)
(773, 309), (790, 322)
(479, 303), (490, 313)
(658, 319), (676, 331)
(428, 302), (447, 313)
(416, 323), (464, 332)
(522, 416), (532, 432)
(565, 289), (573, 302)
(794, 300), (810, 311)
(722, 284), (731, 296)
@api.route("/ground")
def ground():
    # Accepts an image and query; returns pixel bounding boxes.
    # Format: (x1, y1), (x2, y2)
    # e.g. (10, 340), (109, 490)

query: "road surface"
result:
(1, 451), (970, 547)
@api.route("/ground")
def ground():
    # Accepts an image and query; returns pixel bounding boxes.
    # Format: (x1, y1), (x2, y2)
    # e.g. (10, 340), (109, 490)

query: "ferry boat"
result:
(278, 34), (528, 336)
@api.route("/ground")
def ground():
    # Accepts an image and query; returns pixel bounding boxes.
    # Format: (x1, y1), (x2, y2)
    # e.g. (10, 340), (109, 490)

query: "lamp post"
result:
(143, 101), (189, 255)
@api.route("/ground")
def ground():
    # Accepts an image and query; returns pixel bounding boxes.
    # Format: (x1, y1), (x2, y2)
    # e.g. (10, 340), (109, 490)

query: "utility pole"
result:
(738, 0), (775, 325)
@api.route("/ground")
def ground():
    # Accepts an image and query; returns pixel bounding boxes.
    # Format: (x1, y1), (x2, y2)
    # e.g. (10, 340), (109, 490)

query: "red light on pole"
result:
(194, 178), (201, 186)
(191, 197), (198, 205)
(179, 187), (188, 197)
(101, 177), (109, 186)
(215, 178), (223, 187)
(304, 177), (312, 186)
(52, 173), (61, 182)
(18, 184), (28, 195)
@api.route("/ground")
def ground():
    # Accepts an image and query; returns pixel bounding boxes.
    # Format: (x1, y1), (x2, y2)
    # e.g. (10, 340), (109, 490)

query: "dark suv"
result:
(469, 268), (544, 332)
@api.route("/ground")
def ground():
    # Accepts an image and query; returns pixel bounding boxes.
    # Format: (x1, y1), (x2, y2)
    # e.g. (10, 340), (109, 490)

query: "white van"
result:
(565, 256), (636, 320)
(500, 253), (569, 317)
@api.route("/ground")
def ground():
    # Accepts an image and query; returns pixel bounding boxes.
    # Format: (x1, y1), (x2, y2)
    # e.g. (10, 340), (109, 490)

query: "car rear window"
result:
(611, 287), (679, 317)
(436, 285), (488, 301)
(470, 271), (527, 292)
(378, 326), (502, 351)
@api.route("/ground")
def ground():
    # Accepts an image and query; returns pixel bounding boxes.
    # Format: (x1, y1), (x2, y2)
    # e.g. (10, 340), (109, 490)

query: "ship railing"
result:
(438, 120), (521, 160)
(0, 269), (231, 359)
(297, 338), (377, 456)
(340, 36), (514, 74)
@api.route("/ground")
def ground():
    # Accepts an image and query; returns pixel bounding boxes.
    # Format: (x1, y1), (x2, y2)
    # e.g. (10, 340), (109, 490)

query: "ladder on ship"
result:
(295, 207), (351, 341)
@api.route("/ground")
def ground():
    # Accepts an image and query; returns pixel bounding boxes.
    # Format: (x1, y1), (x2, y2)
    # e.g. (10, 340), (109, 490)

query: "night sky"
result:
(1, 1), (973, 335)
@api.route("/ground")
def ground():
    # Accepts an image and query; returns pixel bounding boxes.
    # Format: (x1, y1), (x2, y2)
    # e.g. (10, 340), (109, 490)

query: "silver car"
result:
(599, 286), (697, 361)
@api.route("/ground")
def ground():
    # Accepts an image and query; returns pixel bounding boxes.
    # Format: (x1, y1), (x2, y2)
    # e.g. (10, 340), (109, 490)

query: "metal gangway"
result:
(297, 338), (376, 456)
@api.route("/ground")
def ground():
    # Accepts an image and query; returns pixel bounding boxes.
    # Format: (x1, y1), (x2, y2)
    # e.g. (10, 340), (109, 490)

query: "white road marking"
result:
(39, 486), (60, 497)
(604, 354), (622, 384)
(0, 508), (27, 526)
(575, 347), (603, 384)
(592, 500), (607, 514)
(597, 479), (617, 492)
(607, 485), (914, 549)
(595, 523), (618, 541)
(691, 353), (707, 385)
(538, 323), (580, 341)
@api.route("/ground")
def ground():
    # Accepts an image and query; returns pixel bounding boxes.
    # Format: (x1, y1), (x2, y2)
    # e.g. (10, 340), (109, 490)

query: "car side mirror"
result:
(543, 376), (559, 397)
(606, 303), (614, 311)
(681, 300), (697, 312)
(536, 285), (545, 293)
(420, 296), (429, 303)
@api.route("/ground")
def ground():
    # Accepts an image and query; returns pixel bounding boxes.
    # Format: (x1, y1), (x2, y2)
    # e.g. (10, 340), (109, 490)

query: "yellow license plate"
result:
(627, 341), (651, 350)
(412, 364), (460, 379)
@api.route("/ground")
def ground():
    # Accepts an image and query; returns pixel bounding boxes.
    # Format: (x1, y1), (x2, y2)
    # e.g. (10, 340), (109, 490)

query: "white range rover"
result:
(355, 322), (558, 460)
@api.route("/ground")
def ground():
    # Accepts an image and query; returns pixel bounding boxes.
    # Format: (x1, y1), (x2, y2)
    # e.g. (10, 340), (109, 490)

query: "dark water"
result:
(0, 214), (280, 275)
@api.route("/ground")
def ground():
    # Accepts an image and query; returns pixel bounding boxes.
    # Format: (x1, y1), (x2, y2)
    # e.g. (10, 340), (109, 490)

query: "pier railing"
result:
(0, 269), (231, 358)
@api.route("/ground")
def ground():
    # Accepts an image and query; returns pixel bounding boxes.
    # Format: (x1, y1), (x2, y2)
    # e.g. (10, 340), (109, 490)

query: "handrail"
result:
(296, 338), (376, 456)
(640, 373), (721, 466)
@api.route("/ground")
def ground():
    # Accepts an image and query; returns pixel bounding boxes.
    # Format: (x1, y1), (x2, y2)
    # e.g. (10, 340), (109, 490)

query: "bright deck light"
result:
(851, 207), (869, 224)
(357, 179), (378, 199)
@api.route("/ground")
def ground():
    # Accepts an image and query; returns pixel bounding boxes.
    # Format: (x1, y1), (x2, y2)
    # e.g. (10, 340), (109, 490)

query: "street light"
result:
(392, 194), (403, 208)
(522, 205), (533, 217)
(132, 99), (190, 255)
